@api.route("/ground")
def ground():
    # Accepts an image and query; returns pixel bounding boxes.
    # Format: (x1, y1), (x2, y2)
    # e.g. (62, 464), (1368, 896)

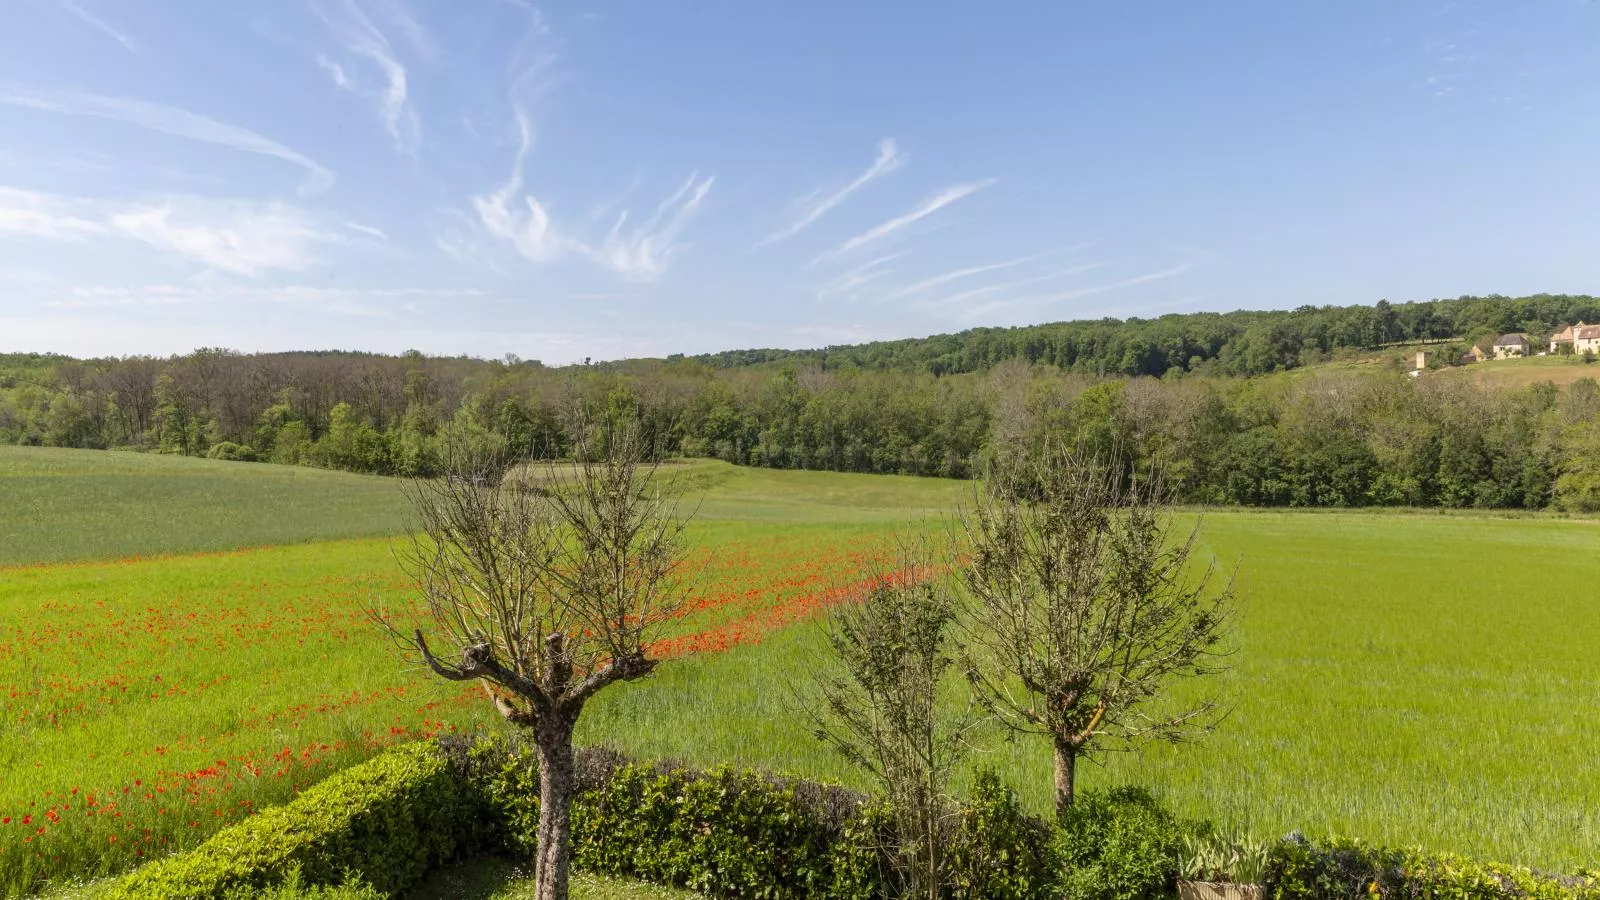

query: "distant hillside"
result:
(686, 293), (1600, 377)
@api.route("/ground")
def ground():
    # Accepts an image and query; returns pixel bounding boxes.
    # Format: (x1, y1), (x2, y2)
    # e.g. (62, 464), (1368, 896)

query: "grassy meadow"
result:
(581, 509), (1600, 869)
(1434, 351), (1600, 389)
(1, 447), (1597, 894)
(0, 447), (414, 566)
(0, 450), (959, 896)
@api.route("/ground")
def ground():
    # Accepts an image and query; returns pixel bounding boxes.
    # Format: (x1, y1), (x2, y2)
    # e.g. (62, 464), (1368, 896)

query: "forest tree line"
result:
(5, 292), (1600, 511)
(692, 292), (1600, 376)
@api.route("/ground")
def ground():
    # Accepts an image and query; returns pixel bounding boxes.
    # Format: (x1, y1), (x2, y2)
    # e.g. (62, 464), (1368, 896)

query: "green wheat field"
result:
(1, 446), (1596, 897)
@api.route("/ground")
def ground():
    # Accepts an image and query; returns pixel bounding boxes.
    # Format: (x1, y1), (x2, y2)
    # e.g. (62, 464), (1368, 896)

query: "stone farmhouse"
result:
(1549, 322), (1600, 355)
(1492, 333), (1530, 359)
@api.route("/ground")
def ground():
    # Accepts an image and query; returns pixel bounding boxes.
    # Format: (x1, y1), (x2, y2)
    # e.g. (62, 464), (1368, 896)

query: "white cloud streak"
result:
(316, 55), (352, 89)
(814, 178), (996, 265)
(919, 261), (1111, 312)
(595, 172), (715, 280)
(344, 221), (389, 240)
(56, 0), (137, 52)
(0, 186), (348, 276)
(310, 0), (421, 153)
(0, 187), (106, 240)
(0, 88), (335, 194)
(467, 105), (714, 280)
(879, 252), (1053, 303)
(960, 263), (1193, 322)
(443, 9), (710, 280)
(756, 139), (905, 248)
(470, 107), (580, 264)
(47, 284), (485, 309)
(816, 251), (907, 301)
(369, 0), (434, 59)
(113, 202), (336, 276)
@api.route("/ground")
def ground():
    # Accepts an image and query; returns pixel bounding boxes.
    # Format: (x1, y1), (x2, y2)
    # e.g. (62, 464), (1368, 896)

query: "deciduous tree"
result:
(809, 543), (974, 900)
(960, 448), (1236, 812)
(375, 423), (692, 900)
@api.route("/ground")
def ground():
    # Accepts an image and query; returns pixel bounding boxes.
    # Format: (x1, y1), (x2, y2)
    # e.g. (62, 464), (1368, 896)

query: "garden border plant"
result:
(100, 736), (1600, 900)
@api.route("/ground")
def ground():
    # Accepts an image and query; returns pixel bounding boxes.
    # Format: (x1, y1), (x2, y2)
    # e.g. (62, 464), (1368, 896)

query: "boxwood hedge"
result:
(102, 742), (482, 899)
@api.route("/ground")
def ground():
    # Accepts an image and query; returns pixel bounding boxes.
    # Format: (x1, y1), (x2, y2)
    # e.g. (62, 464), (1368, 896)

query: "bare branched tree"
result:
(373, 423), (692, 900)
(960, 447), (1236, 813)
(809, 542), (976, 900)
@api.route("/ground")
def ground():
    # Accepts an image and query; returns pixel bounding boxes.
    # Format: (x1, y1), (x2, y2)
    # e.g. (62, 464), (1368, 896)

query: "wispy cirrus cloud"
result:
(878, 252), (1056, 304)
(56, 0), (137, 52)
(959, 262), (1193, 322)
(813, 178), (996, 265)
(918, 260), (1110, 313)
(0, 186), (347, 276)
(469, 108), (581, 264)
(310, 0), (422, 153)
(594, 172), (715, 280)
(0, 187), (106, 240)
(344, 221), (389, 240)
(109, 201), (337, 276)
(0, 88), (335, 193)
(47, 283), (484, 311)
(465, 102), (714, 280)
(756, 139), (905, 248)
(816, 251), (907, 302)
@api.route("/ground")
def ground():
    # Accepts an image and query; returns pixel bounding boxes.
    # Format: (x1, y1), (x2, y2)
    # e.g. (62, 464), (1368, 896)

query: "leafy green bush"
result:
(102, 734), (1600, 900)
(205, 441), (259, 462)
(1264, 833), (1600, 900)
(103, 743), (481, 899)
(1054, 787), (1187, 900)
(448, 736), (887, 899)
(946, 771), (1057, 900)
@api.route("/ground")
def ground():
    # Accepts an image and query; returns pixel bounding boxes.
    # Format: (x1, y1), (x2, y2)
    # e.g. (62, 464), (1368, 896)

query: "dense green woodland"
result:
(6, 292), (1600, 511)
(689, 292), (1600, 375)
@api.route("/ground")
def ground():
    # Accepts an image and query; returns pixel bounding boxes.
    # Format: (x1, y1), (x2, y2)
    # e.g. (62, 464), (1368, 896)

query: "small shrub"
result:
(205, 441), (259, 462)
(1054, 787), (1188, 900)
(947, 771), (1057, 900)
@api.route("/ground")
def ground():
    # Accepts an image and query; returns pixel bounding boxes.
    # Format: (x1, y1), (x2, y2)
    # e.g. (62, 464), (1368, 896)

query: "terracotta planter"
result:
(1178, 881), (1264, 900)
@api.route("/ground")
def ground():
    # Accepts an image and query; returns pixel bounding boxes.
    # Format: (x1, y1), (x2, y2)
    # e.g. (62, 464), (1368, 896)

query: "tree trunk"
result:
(1053, 737), (1077, 813)
(534, 714), (578, 900)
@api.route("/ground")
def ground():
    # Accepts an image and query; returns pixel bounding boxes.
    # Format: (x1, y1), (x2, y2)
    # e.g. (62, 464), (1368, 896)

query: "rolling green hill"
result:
(0, 446), (413, 565)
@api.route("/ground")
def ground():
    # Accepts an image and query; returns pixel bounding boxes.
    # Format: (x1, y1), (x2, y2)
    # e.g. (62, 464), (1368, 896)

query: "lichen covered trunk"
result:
(534, 715), (578, 900)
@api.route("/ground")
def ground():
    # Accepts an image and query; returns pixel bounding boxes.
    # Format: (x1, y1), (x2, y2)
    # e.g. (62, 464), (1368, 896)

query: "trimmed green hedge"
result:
(218, 867), (384, 899)
(1265, 834), (1600, 900)
(448, 737), (892, 898)
(101, 736), (1600, 900)
(102, 743), (481, 899)
(445, 736), (1074, 900)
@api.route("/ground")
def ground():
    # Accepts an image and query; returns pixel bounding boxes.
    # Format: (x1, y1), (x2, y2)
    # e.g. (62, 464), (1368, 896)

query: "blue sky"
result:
(2, 1), (1598, 363)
